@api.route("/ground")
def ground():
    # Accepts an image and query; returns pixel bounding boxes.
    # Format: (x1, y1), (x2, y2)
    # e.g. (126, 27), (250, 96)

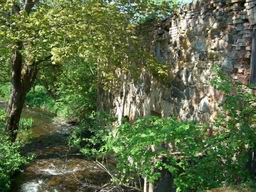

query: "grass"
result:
(0, 83), (10, 101)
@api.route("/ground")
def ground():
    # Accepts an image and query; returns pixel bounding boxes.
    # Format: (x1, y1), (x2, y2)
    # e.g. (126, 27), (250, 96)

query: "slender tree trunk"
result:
(143, 177), (154, 192)
(144, 177), (147, 192)
(148, 183), (154, 192)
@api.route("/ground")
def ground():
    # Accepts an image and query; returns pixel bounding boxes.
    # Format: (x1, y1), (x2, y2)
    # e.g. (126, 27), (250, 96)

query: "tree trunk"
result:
(5, 43), (38, 142)
(6, 87), (26, 142)
(5, 0), (42, 142)
(143, 177), (154, 192)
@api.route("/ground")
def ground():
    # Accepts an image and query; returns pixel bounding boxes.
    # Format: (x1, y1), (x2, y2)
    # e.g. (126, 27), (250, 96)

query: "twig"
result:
(96, 160), (115, 179)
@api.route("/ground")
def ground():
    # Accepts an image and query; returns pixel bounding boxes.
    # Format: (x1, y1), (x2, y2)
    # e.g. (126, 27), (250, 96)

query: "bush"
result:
(0, 109), (31, 191)
(105, 113), (256, 191)
(26, 85), (56, 112)
(0, 135), (30, 191)
(78, 110), (256, 191)
(69, 112), (115, 158)
(109, 116), (206, 190)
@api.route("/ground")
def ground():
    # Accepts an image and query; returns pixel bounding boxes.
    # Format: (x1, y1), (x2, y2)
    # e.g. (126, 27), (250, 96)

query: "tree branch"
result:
(35, 55), (52, 65)
(24, 0), (39, 14)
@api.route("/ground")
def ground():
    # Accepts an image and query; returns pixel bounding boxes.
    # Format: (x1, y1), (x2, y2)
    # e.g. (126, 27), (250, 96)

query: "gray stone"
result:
(222, 58), (234, 72)
(199, 97), (210, 113)
(247, 6), (256, 25)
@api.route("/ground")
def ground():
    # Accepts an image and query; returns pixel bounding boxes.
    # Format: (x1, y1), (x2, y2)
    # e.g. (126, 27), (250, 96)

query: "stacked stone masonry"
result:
(99, 0), (256, 123)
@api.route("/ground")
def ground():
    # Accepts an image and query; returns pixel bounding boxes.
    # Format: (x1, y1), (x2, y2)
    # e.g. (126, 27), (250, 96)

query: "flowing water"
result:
(7, 105), (110, 192)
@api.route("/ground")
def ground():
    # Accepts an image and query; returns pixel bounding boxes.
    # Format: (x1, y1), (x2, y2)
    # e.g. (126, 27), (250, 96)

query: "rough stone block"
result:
(246, 45), (252, 50)
(247, 6), (256, 25)
(245, 1), (256, 9)
(231, 0), (243, 3)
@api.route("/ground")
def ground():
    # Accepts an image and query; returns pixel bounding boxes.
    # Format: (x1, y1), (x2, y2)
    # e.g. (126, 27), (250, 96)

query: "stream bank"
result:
(9, 107), (111, 192)
(0, 100), (139, 192)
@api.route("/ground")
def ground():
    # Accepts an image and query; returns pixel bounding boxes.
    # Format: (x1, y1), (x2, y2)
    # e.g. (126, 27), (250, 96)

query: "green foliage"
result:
(0, 134), (30, 191)
(69, 112), (115, 158)
(54, 59), (97, 118)
(17, 117), (33, 142)
(0, 0), (149, 82)
(209, 66), (256, 183)
(101, 108), (255, 191)
(27, 59), (97, 118)
(0, 83), (11, 100)
(26, 85), (55, 111)
(0, 109), (31, 191)
(0, 0), (174, 97)
(107, 116), (206, 188)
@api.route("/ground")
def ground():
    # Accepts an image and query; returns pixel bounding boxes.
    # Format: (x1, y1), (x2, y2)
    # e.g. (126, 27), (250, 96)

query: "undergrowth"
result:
(69, 66), (256, 191)
(0, 109), (32, 191)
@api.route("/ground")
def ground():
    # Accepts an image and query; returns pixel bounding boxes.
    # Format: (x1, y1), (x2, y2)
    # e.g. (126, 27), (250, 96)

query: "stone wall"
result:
(98, 0), (256, 123)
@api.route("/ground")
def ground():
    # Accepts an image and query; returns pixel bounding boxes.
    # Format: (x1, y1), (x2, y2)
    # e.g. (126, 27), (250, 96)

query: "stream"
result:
(2, 103), (111, 192)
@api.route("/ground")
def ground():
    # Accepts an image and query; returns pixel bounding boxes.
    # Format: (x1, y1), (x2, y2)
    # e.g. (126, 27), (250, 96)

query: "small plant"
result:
(17, 118), (33, 142)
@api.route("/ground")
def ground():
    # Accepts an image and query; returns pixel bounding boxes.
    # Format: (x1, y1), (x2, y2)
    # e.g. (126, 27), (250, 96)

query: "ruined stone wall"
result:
(98, 0), (256, 123)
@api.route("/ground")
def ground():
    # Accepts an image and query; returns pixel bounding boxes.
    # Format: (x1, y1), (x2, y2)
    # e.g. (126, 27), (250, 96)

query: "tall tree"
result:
(0, 0), (175, 141)
(1, 0), (43, 141)
(0, 0), (132, 141)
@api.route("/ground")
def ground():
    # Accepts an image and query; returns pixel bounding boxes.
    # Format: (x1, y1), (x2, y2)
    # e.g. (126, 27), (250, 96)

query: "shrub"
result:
(26, 85), (55, 112)
(109, 116), (206, 190)
(105, 113), (256, 191)
(0, 134), (30, 191)
(0, 109), (32, 191)
(69, 112), (115, 158)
